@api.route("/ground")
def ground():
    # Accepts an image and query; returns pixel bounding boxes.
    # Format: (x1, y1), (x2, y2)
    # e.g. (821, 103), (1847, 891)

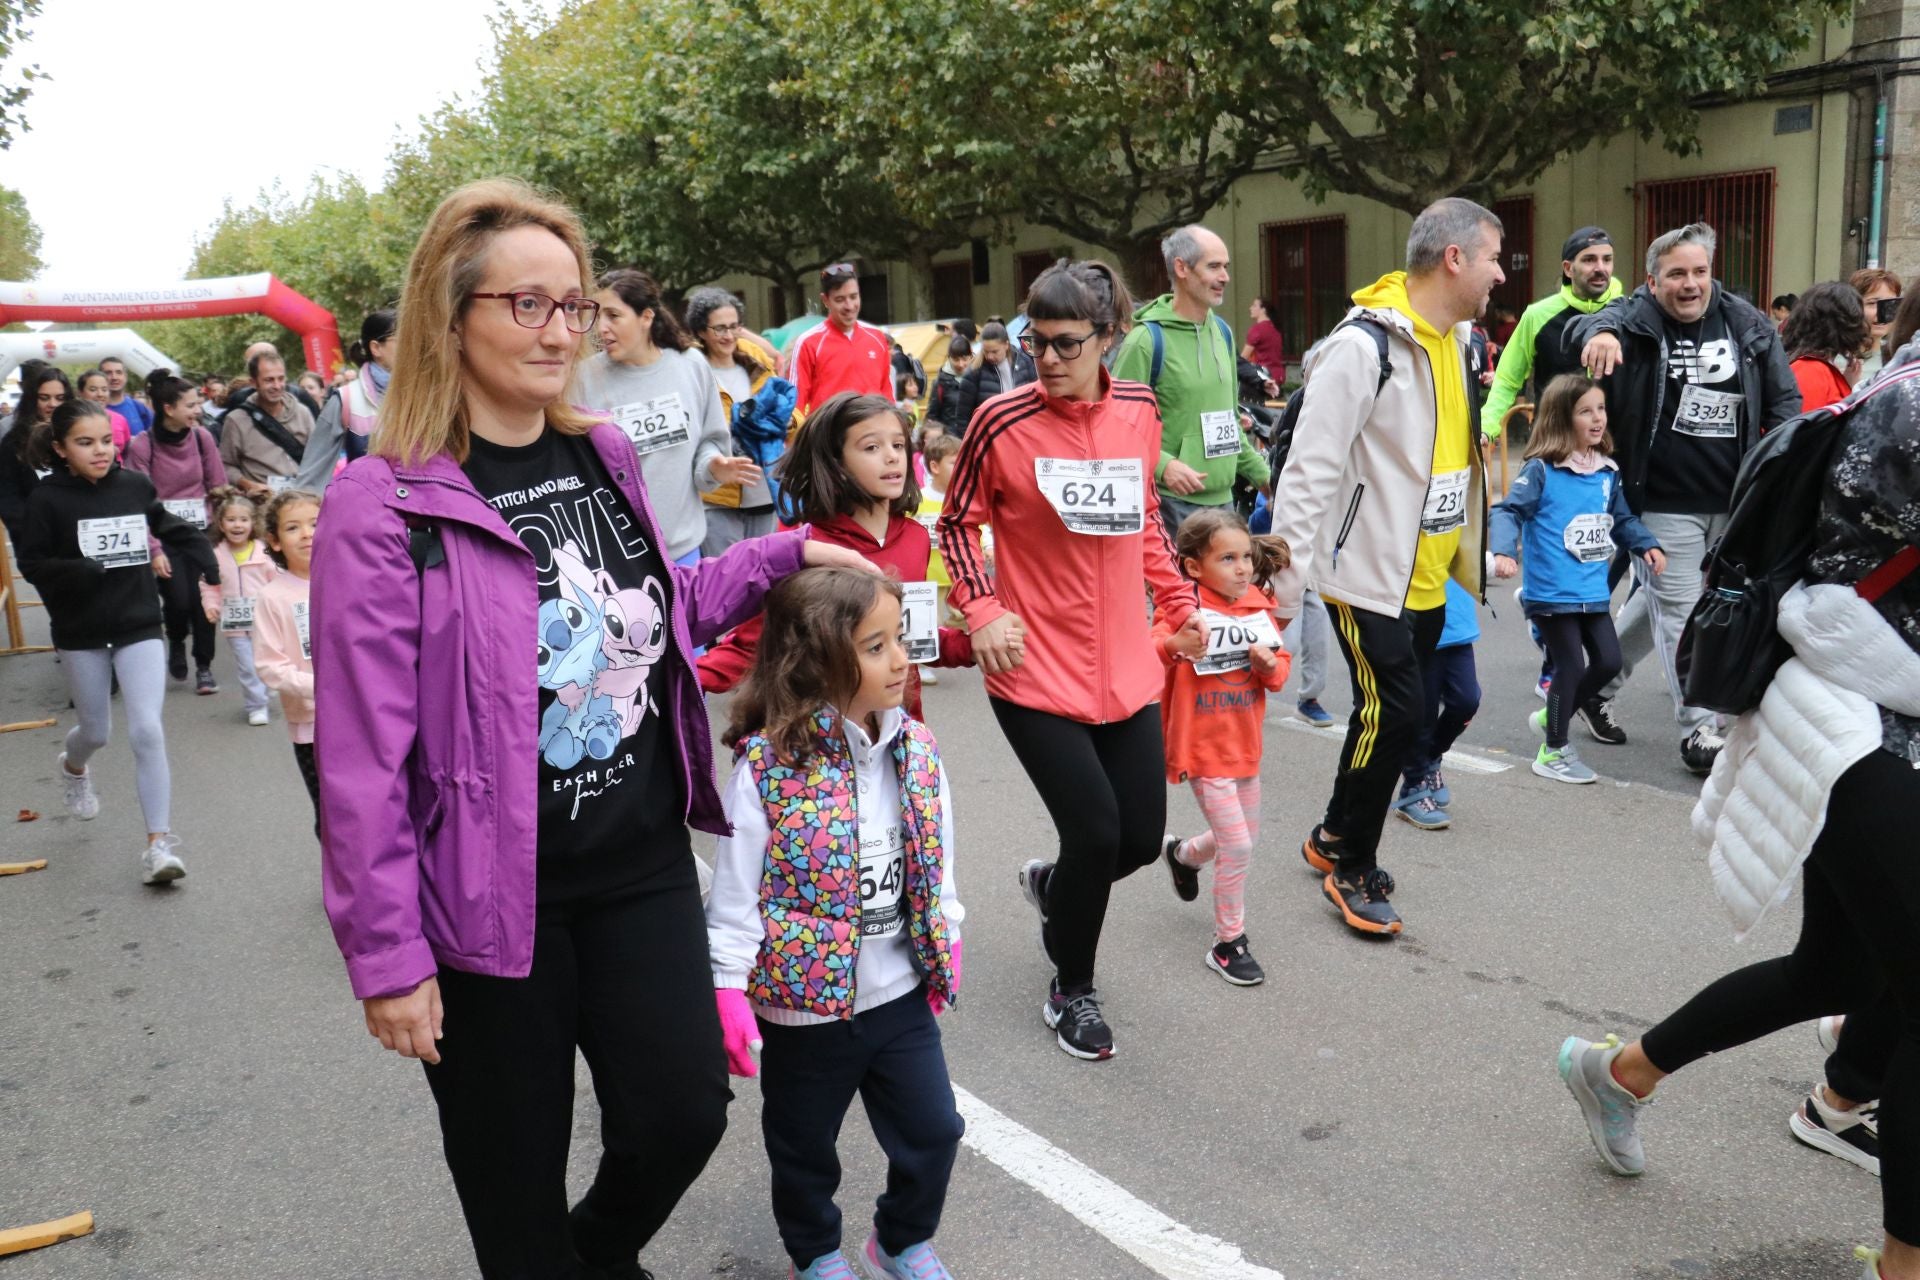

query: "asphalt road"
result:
(0, 586), (1884, 1280)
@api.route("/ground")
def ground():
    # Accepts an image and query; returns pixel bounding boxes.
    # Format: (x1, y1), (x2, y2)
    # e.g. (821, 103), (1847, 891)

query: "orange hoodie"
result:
(1154, 584), (1290, 783)
(938, 371), (1197, 724)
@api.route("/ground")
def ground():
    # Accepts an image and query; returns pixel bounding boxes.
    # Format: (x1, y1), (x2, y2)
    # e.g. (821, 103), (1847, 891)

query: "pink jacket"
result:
(199, 540), (279, 636)
(253, 572), (314, 742)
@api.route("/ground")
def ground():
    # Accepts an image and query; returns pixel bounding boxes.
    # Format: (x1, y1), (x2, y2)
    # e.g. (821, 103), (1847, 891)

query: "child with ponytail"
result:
(198, 488), (277, 726)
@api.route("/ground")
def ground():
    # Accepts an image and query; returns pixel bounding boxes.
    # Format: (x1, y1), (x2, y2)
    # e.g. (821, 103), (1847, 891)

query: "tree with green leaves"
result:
(0, 0), (44, 150)
(0, 183), (42, 279)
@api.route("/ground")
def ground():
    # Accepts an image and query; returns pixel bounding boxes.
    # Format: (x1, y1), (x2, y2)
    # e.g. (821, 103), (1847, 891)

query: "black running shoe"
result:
(1790, 1090), (1881, 1176)
(1043, 980), (1114, 1061)
(1680, 726), (1724, 776)
(1207, 934), (1265, 986)
(167, 640), (188, 681)
(1162, 835), (1199, 902)
(1323, 867), (1402, 935)
(1301, 824), (1339, 875)
(1017, 859), (1056, 963)
(1578, 697), (1627, 745)
(194, 667), (218, 696)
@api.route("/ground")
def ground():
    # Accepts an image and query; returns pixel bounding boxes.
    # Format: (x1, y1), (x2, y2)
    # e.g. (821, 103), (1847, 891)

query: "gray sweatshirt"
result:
(574, 348), (731, 560)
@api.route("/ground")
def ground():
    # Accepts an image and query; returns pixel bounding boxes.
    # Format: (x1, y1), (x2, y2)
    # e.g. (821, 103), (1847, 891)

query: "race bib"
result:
(1194, 607), (1284, 676)
(267, 475), (294, 494)
(612, 394), (693, 456)
(1672, 383), (1741, 439)
(858, 822), (906, 939)
(1200, 409), (1240, 460)
(1421, 468), (1470, 536)
(1033, 457), (1144, 536)
(162, 498), (207, 529)
(292, 600), (311, 661)
(77, 515), (149, 569)
(900, 581), (939, 664)
(221, 596), (255, 629)
(1563, 512), (1614, 564)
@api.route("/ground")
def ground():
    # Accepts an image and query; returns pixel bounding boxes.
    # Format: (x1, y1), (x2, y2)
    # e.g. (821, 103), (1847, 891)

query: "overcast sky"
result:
(0, 0), (561, 284)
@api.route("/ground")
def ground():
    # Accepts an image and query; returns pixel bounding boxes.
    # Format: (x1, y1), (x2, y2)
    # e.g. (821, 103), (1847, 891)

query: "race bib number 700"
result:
(1033, 457), (1145, 536)
(1194, 608), (1284, 676)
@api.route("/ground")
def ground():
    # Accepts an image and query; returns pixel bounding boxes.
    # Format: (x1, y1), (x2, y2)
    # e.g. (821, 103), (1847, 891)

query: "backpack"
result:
(1142, 313), (1238, 389)
(1266, 317), (1393, 481)
(1676, 362), (1920, 715)
(220, 400), (307, 465)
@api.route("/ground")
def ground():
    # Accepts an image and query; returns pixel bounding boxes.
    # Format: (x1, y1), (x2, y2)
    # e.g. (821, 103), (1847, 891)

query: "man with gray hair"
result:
(1269, 196), (1503, 937)
(1571, 222), (1799, 775)
(1112, 224), (1269, 536)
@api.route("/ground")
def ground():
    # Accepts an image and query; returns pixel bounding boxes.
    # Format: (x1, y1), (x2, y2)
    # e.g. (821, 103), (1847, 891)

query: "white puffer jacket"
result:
(1695, 582), (1920, 936)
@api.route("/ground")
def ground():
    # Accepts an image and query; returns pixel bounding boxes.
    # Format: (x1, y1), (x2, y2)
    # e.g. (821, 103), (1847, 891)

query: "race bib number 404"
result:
(1033, 457), (1145, 536)
(77, 515), (149, 569)
(612, 394), (693, 456)
(161, 498), (207, 529)
(1194, 608), (1284, 676)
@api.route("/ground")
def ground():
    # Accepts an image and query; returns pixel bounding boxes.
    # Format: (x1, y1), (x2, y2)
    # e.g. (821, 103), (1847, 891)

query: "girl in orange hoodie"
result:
(1155, 509), (1291, 987)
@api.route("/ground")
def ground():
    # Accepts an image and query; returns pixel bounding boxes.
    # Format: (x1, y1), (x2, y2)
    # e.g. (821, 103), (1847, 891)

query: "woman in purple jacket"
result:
(311, 179), (871, 1280)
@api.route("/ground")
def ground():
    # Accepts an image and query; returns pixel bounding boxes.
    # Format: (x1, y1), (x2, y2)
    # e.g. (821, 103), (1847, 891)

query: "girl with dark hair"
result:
(125, 370), (229, 691)
(685, 285), (795, 556)
(0, 366), (72, 530)
(16, 398), (217, 884)
(1785, 282), (1872, 410)
(579, 268), (761, 563)
(74, 367), (133, 458)
(926, 334), (971, 433)
(937, 257), (1202, 1061)
(697, 391), (977, 716)
(295, 309), (397, 492)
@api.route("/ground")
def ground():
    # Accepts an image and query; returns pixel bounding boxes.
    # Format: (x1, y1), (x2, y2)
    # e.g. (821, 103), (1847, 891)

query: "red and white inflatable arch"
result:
(0, 274), (343, 377)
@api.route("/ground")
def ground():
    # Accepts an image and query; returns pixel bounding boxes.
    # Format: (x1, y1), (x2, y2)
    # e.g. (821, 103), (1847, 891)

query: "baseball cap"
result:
(1561, 227), (1612, 281)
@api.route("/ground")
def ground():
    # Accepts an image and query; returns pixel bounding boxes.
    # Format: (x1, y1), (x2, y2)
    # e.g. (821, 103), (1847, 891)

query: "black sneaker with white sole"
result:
(1206, 934), (1265, 986)
(1680, 726), (1725, 776)
(1043, 980), (1114, 1061)
(1578, 697), (1626, 745)
(1790, 1090), (1881, 1176)
(1162, 835), (1199, 902)
(1017, 859), (1056, 964)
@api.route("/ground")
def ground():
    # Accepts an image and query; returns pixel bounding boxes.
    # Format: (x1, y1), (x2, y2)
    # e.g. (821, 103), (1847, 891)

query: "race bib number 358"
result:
(1033, 457), (1145, 536)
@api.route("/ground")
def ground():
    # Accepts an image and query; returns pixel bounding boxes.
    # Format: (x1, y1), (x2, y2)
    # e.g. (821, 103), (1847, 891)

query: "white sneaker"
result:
(247, 707), (270, 727)
(58, 753), (100, 820)
(1819, 1014), (1846, 1054)
(917, 665), (940, 686)
(140, 834), (187, 885)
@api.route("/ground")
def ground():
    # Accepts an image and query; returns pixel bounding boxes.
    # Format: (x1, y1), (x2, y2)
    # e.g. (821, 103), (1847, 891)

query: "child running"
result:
(1391, 577), (1484, 828)
(197, 488), (278, 727)
(707, 567), (964, 1280)
(16, 399), (217, 883)
(1490, 373), (1665, 783)
(1156, 508), (1292, 985)
(698, 391), (980, 717)
(251, 488), (322, 828)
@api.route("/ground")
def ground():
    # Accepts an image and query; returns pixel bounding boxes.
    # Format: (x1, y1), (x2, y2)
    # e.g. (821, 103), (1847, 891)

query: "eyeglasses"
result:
(1019, 330), (1098, 360)
(470, 292), (602, 333)
(705, 322), (742, 336)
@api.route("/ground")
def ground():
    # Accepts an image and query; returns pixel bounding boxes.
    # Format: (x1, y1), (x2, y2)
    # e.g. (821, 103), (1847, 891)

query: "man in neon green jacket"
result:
(1482, 226), (1625, 437)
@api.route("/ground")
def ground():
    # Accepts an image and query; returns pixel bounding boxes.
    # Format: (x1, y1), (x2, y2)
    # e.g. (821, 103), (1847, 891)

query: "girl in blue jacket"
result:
(1491, 375), (1665, 784)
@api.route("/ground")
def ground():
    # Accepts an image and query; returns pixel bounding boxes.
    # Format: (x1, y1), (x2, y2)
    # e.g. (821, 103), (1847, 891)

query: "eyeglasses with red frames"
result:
(470, 292), (602, 333)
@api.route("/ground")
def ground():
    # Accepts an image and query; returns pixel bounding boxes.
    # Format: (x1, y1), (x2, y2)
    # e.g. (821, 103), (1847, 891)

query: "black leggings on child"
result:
(1534, 612), (1621, 748)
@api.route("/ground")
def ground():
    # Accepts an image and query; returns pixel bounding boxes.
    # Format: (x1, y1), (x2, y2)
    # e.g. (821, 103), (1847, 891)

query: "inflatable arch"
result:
(0, 330), (177, 382)
(0, 275), (343, 378)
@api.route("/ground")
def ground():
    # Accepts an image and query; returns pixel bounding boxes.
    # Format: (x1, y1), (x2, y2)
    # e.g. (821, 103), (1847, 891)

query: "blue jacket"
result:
(1490, 456), (1660, 613)
(1438, 578), (1480, 648)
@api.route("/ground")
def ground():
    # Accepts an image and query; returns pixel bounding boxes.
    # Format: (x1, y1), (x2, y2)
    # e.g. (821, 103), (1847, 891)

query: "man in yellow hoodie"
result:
(1269, 197), (1504, 936)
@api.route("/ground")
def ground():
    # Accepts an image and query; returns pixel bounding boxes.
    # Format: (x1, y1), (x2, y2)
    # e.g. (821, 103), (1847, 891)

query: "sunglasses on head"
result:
(820, 263), (857, 287)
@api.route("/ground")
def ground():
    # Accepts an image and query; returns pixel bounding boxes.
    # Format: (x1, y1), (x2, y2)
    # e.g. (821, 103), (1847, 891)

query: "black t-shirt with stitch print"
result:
(461, 427), (690, 909)
(1644, 308), (1743, 515)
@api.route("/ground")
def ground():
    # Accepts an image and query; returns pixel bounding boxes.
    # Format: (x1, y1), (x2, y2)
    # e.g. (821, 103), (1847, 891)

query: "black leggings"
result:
(159, 566), (215, 668)
(422, 861), (730, 1278)
(1534, 612), (1621, 748)
(990, 699), (1165, 991)
(1640, 749), (1920, 1241)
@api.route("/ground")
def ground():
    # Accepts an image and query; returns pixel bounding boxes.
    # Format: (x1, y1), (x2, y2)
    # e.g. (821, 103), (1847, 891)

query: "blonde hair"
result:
(375, 178), (600, 466)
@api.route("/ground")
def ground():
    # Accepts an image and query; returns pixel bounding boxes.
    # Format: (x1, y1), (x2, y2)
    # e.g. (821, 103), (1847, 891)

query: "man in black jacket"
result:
(1570, 222), (1801, 775)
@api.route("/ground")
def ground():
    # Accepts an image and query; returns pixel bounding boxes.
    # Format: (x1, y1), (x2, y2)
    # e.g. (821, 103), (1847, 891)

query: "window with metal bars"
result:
(1636, 170), (1775, 306)
(1491, 196), (1536, 319)
(1262, 216), (1349, 354)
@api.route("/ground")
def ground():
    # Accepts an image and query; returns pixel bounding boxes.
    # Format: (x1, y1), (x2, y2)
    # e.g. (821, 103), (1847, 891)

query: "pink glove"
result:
(716, 988), (762, 1077)
(928, 936), (963, 1016)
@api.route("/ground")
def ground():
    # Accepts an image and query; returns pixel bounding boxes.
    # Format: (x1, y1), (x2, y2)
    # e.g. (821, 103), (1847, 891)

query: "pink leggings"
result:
(1177, 776), (1261, 942)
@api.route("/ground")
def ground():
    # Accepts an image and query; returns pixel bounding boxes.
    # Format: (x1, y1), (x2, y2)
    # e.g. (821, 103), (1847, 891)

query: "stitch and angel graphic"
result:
(535, 539), (669, 770)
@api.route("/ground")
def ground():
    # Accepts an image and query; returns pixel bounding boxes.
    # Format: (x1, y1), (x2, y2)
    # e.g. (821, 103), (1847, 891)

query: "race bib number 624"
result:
(1033, 457), (1145, 536)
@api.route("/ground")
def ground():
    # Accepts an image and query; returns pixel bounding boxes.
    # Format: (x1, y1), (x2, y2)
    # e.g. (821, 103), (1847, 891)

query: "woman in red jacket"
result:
(1786, 281), (1870, 410)
(939, 259), (1201, 1062)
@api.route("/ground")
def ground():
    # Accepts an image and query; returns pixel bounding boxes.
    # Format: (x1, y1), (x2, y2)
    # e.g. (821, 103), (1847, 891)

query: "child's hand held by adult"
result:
(973, 612), (1026, 674)
(1645, 547), (1667, 575)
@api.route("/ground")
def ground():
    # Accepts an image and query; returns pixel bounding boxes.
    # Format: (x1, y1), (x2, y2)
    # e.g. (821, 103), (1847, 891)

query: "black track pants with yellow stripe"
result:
(1322, 600), (1447, 869)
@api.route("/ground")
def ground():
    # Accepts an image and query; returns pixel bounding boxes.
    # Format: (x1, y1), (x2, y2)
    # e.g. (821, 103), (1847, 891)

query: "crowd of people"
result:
(2, 177), (1917, 1280)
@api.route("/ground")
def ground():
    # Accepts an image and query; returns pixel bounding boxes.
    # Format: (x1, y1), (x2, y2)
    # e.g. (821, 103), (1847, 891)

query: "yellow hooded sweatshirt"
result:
(1350, 272), (1470, 611)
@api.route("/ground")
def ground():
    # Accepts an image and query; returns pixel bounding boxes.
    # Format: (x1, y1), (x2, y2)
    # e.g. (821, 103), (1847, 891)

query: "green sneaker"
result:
(1530, 706), (1548, 738)
(1558, 1034), (1651, 1175)
(1533, 743), (1598, 784)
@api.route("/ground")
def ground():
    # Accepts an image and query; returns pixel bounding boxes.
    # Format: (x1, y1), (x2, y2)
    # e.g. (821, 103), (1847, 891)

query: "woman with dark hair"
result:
(579, 268), (761, 564)
(953, 320), (1038, 433)
(685, 285), (793, 556)
(295, 309), (397, 492)
(1784, 281), (1871, 411)
(0, 366), (72, 530)
(937, 258), (1202, 1061)
(125, 370), (228, 691)
(1241, 296), (1285, 383)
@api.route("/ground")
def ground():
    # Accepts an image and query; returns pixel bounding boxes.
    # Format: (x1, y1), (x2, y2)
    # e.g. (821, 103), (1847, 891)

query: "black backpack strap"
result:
(402, 513), (444, 572)
(233, 402), (307, 465)
(1334, 317), (1393, 392)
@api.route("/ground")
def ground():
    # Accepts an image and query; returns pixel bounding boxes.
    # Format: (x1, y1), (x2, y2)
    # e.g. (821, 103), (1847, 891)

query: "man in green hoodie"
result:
(1482, 226), (1626, 436)
(1111, 224), (1270, 536)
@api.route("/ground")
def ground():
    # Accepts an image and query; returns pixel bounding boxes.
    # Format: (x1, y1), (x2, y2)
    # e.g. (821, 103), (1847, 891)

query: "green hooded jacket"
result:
(1483, 277), (1626, 436)
(1111, 294), (1270, 507)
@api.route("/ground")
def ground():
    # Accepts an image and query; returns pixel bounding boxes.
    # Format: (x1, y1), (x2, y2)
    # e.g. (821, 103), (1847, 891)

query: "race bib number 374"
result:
(77, 515), (149, 569)
(1033, 457), (1145, 536)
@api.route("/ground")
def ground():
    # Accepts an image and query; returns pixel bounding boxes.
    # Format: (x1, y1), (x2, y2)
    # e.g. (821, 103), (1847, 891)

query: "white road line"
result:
(952, 1085), (1285, 1280)
(1274, 714), (1512, 773)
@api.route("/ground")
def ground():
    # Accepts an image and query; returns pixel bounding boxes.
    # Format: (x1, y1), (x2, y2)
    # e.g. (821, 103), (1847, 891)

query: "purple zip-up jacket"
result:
(312, 422), (808, 1000)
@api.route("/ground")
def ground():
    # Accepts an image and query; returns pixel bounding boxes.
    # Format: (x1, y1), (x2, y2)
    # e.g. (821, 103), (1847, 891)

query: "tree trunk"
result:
(901, 243), (937, 321)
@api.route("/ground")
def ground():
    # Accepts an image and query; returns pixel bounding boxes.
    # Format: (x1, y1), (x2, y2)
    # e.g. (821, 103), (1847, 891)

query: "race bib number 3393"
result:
(1033, 457), (1145, 536)
(1672, 383), (1741, 439)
